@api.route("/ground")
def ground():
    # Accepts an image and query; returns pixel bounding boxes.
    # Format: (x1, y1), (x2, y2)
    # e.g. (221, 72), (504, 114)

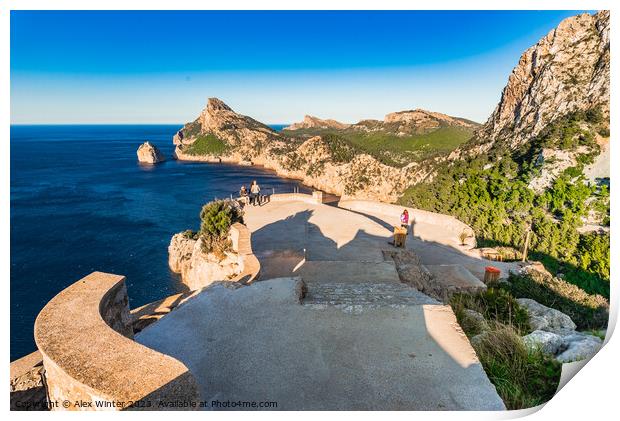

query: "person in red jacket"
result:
(400, 209), (409, 229)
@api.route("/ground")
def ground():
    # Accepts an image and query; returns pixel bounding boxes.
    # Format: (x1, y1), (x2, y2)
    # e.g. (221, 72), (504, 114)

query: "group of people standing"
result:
(239, 180), (262, 206)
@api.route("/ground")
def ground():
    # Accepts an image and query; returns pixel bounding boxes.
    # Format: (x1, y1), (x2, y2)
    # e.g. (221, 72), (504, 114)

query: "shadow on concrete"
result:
(135, 278), (506, 410)
(249, 207), (511, 283)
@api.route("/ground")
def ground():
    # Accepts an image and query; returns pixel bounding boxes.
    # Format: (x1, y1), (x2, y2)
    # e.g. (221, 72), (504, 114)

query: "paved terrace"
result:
(137, 198), (509, 410)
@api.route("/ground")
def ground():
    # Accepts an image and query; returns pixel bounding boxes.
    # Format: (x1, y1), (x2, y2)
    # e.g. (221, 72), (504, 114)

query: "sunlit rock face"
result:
(476, 11), (609, 150)
(136, 141), (165, 164)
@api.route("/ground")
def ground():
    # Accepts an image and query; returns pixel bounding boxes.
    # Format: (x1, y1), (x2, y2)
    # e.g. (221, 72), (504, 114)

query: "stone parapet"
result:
(34, 272), (200, 411)
(230, 222), (261, 284)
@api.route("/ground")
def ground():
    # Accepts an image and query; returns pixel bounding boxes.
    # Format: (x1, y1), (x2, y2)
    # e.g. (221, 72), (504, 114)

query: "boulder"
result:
(168, 232), (242, 291)
(168, 233), (197, 273)
(518, 261), (553, 281)
(137, 141), (165, 164)
(516, 298), (576, 333)
(461, 309), (490, 335)
(522, 330), (564, 355)
(556, 332), (603, 363)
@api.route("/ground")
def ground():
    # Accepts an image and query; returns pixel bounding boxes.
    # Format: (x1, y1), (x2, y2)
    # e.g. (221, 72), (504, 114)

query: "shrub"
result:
(200, 200), (243, 238)
(450, 288), (530, 335)
(472, 325), (561, 409)
(495, 246), (522, 261)
(398, 113), (610, 300)
(182, 229), (198, 240)
(504, 273), (609, 330)
(458, 229), (472, 245)
(199, 200), (244, 257)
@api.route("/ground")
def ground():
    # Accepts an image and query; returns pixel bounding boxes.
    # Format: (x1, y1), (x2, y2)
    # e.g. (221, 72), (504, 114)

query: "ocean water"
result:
(10, 124), (306, 360)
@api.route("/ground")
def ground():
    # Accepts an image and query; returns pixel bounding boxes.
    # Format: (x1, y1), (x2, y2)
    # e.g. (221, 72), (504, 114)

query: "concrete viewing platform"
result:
(136, 196), (511, 410)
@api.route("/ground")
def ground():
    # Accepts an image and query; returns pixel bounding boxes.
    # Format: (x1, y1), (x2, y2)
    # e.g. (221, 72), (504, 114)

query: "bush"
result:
(472, 325), (561, 409)
(450, 288), (530, 335)
(182, 229), (198, 240)
(199, 200), (244, 257)
(504, 273), (609, 330)
(495, 246), (522, 261)
(458, 229), (472, 245)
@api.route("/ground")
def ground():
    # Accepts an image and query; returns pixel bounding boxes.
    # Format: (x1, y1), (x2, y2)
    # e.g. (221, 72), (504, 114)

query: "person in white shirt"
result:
(250, 180), (261, 206)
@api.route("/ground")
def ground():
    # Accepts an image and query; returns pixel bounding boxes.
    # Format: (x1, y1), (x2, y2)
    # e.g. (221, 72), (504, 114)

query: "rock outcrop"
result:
(522, 330), (564, 355)
(517, 298), (577, 333)
(168, 232), (242, 291)
(136, 141), (165, 164)
(556, 332), (603, 363)
(475, 11), (609, 151)
(284, 115), (350, 131)
(381, 109), (477, 134)
(517, 298), (603, 362)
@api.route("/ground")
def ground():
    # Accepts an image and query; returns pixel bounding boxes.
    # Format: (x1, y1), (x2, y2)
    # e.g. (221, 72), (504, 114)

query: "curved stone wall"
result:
(230, 222), (261, 284)
(34, 271), (200, 411)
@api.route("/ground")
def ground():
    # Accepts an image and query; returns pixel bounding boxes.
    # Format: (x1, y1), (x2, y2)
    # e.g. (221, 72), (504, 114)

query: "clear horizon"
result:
(11, 10), (588, 125)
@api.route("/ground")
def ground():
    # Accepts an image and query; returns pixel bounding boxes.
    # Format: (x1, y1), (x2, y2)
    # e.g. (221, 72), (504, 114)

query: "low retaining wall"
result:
(338, 199), (476, 247)
(269, 192), (320, 204)
(34, 272), (200, 411)
(230, 222), (261, 284)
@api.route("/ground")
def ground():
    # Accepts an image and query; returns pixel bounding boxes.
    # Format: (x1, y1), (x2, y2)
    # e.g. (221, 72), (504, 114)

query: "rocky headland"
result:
(168, 232), (242, 291)
(172, 98), (478, 202)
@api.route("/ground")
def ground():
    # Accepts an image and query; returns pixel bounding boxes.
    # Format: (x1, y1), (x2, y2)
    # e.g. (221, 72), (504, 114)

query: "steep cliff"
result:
(473, 11), (609, 152)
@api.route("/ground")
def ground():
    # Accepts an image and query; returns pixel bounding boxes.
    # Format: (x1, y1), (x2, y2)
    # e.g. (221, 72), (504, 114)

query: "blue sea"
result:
(10, 124), (305, 360)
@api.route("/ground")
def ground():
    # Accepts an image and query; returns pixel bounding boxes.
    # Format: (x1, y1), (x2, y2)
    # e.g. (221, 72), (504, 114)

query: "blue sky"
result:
(11, 10), (587, 124)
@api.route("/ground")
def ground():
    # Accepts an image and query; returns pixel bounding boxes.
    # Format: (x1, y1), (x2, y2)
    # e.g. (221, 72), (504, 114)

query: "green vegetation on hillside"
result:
(451, 289), (561, 409)
(282, 126), (473, 167)
(184, 133), (229, 156)
(399, 110), (610, 299)
(505, 273), (609, 330)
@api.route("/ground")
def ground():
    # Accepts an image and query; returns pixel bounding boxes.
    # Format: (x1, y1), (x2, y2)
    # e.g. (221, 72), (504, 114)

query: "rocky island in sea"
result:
(136, 141), (166, 164)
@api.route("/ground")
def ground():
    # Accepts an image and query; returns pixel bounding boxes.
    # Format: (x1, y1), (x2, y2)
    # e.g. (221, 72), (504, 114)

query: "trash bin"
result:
(484, 266), (501, 284)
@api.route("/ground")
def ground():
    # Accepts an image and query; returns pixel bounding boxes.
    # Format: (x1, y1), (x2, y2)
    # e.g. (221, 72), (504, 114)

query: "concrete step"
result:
(303, 282), (440, 308)
(297, 261), (401, 283)
(422, 264), (487, 299)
